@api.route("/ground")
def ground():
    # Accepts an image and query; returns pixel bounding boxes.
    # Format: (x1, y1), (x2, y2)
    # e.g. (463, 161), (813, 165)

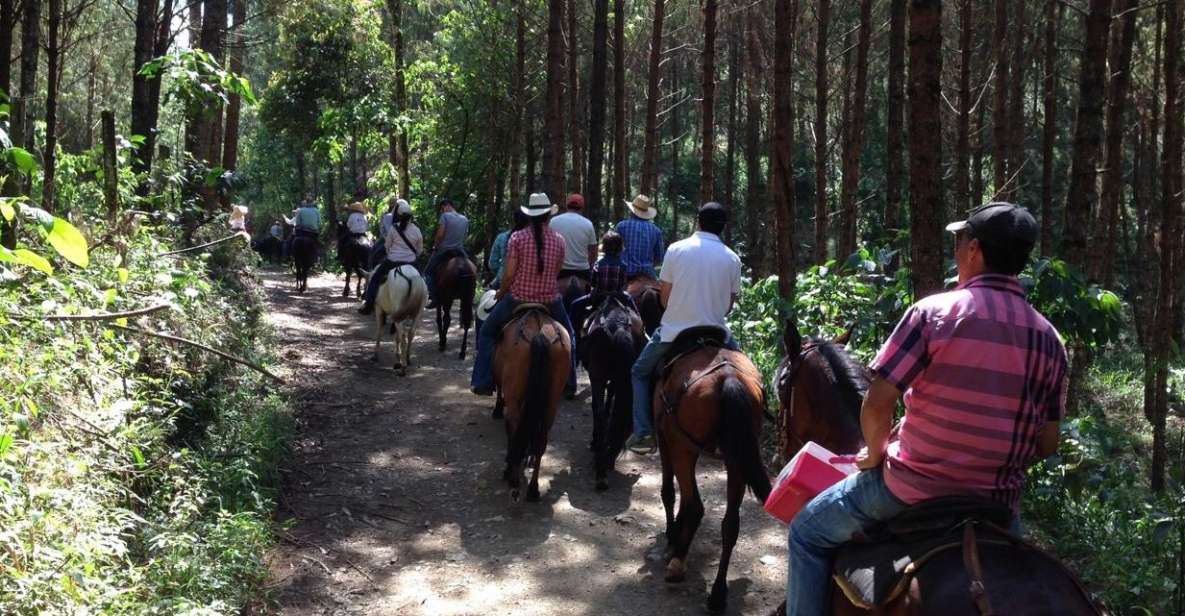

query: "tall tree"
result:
(954, 0), (973, 215)
(542, 0), (566, 201)
(1040, 0), (1060, 255)
(585, 0), (609, 220)
(1062, 0), (1112, 271)
(724, 24), (739, 237)
(19, 0), (42, 158)
(131, 0), (157, 175)
(1004, 0), (1026, 200)
(198, 0), (228, 166)
(566, 0), (581, 192)
(885, 0), (905, 231)
(386, 0), (410, 197)
(221, 0), (248, 172)
(770, 0), (796, 300)
(837, 0), (872, 258)
(639, 0), (665, 198)
(0, 0), (17, 97)
(612, 0), (626, 217)
(991, 0), (1010, 196)
(812, 0), (831, 263)
(698, 0), (718, 205)
(743, 10), (763, 271)
(908, 0), (943, 297)
(508, 0), (526, 209)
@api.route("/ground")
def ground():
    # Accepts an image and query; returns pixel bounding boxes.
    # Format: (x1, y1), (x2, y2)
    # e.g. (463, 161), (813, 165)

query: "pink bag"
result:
(765, 441), (858, 524)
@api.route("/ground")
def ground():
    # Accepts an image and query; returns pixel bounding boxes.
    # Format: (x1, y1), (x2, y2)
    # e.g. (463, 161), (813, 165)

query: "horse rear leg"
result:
(707, 466), (746, 614)
(527, 438), (548, 502)
(342, 270), (350, 297)
(458, 323), (469, 360)
(665, 451), (703, 583)
(659, 439), (677, 544)
(436, 305), (448, 352)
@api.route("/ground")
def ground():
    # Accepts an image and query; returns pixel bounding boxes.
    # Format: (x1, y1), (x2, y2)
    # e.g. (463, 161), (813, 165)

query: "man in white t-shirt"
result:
(548, 193), (598, 281)
(625, 202), (742, 454)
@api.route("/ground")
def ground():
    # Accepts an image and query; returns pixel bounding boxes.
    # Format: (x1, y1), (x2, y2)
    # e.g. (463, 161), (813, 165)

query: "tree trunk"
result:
(199, 0), (227, 167)
(508, 0), (526, 209)
(612, 0), (626, 218)
(670, 57), (681, 238)
(84, 53), (97, 150)
(542, 0), (566, 201)
(972, 88), (987, 209)
(585, 0), (608, 221)
(389, 0), (409, 196)
(43, 0), (62, 213)
(812, 0), (831, 263)
(0, 0), (15, 97)
(131, 0), (157, 175)
(954, 0), (973, 215)
(1092, 0), (1137, 285)
(838, 0), (872, 259)
(222, 0), (247, 172)
(698, 0), (718, 205)
(724, 26), (739, 246)
(885, 0), (905, 231)
(185, 1), (202, 157)
(101, 110), (119, 223)
(771, 0), (796, 300)
(19, 0), (41, 163)
(1, 98), (23, 247)
(743, 14), (762, 271)
(1062, 0), (1111, 272)
(640, 0), (665, 198)
(1040, 0), (1060, 255)
(527, 116), (538, 193)
(567, 0), (582, 193)
(908, 0), (944, 298)
(1004, 0), (1026, 202)
(139, 0), (174, 188)
(991, 0), (1010, 197)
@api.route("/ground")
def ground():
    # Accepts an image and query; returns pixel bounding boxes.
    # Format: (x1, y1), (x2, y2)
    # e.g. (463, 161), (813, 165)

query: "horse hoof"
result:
(458, 352), (466, 360)
(526, 485), (541, 502)
(664, 558), (686, 583)
(594, 478), (609, 492)
(706, 587), (728, 614)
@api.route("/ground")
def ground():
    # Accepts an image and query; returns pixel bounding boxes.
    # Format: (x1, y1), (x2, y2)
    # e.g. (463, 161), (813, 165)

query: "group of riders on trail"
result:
(269, 189), (1095, 614)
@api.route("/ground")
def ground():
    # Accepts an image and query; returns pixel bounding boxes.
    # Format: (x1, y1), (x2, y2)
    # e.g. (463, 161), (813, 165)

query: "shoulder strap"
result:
(394, 224), (419, 257)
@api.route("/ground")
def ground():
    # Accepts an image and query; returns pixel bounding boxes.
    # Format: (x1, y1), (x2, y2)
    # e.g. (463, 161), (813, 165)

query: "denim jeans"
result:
(471, 295), (576, 392)
(424, 247), (469, 299)
(786, 467), (908, 616)
(629, 326), (739, 437)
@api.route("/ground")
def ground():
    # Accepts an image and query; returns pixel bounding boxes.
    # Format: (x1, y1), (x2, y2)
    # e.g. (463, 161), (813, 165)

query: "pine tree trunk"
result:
(139, 0), (173, 188)
(908, 0), (944, 298)
(838, 0), (871, 259)
(742, 15), (761, 271)
(1004, 0), (1026, 202)
(222, 0), (247, 172)
(526, 117), (538, 194)
(885, 0), (905, 231)
(0, 0), (14, 97)
(1062, 0), (1112, 272)
(698, 0), (718, 206)
(1040, 0), (1060, 256)
(724, 26), (739, 246)
(640, 0), (665, 198)
(585, 0), (609, 221)
(199, 0), (227, 167)
(1092, 0), (1137, 285)
(612, 0), (627, 218)
(567, 0), (581, 192)
(19, 0), (41, 163)
(542, 0), (566, 202)
(131, 0), (157, 175)
(812, 0), (831, 263)
(771, 0), (796, 300)
(992, 0), (1010, 197)
(670, 58), (681, 238)
(390, 0), (409, 196)
(954, 0), (973, 216)
(43, 0), (62, 213)
(508, 0), (526, 210)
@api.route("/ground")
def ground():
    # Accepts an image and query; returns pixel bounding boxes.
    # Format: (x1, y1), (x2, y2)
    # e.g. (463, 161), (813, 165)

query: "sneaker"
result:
(626, 432), (656, 455)
(358, 304), (374, 315)
(471, 385), (494, 396)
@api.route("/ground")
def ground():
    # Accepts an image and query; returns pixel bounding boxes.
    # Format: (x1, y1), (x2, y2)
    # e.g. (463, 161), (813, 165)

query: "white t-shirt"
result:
(548, 211), (597, 271)
(346, 212), (368, 234)
(658, 231), (742, 343)
(386, 222), (423, 263)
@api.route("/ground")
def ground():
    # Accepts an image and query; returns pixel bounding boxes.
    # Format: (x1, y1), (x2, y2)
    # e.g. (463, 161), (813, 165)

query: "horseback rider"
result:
(343, 201), (370, 240)
(488, 209), (529, 289)
(624, 202), (742, 455)
(470, 193), (577, 397)
(424, 198), (470, 309)
(286, 193), (321, 240)
(549, 193), (598, 283)
(358, 199), (422, 315)
(781, 203), (1065, 616)
(568, 230), (636, 336)
(269, 220), (283, 242)
(616, 194), (665, 280)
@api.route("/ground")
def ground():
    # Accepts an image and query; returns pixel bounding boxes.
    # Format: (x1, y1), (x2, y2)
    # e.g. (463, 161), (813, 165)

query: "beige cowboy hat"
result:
(626, 194), (657, 220)
(522, 192), (558, 217)
(346, 201), (369, 214)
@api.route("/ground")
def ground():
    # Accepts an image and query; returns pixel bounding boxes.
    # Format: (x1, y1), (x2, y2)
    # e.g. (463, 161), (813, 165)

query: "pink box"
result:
(765, 441), (858, 524)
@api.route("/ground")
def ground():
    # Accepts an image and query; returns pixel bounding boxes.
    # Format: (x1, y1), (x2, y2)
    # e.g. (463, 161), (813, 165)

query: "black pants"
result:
(364, 260), (416, 305)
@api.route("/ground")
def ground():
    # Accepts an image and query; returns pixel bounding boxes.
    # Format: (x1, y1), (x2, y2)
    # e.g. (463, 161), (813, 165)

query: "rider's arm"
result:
(586, 243), (597, 268)
(498, 253), (517, 301)
(659, 281), (672, 308)
(856, 376), (901, 470)
(433, 222), (446, 249)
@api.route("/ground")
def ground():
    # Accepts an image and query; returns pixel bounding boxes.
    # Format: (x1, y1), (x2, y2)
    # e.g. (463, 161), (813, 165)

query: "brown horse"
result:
(627, 276), (664, 335)
(432, 252), (477, 359)
(494, 306), (572, 502)
(654, 329), (771, 614)
(290, 234), (317, 293)
(773, 321), (1105, 616)
(581, 296), (646, 490)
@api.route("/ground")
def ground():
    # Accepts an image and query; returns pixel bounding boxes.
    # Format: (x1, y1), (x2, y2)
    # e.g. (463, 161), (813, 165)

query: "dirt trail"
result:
(263, 270), (788, 616)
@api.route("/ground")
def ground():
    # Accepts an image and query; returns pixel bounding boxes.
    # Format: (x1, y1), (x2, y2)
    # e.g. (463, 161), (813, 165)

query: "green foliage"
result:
(0, 199), (91, 275)
(1021, 258), (1124, 349)
(140, 49), (258, 121)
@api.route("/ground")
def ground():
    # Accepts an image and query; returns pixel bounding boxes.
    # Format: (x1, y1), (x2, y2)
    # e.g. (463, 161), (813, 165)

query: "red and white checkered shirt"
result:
(508, 225), (564, 303)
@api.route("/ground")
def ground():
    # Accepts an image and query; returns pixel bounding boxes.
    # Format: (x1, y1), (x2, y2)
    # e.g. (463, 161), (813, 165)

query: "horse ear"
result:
(783, 320), (802, 355)
(832, 326), (854, 346)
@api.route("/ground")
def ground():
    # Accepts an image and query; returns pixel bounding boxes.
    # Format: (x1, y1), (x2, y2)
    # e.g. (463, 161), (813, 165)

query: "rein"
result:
(660, 356), (763, 458)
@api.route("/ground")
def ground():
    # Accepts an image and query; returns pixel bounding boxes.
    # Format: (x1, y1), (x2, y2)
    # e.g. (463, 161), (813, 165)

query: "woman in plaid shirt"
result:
(471, 193), (577, 396)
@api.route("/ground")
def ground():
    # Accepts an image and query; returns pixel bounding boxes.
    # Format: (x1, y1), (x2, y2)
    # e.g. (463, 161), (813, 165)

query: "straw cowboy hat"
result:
(626, 194), (657, 220)
(346, 201), (369, 214)
(522, 192), (558, 217)
(476, 289), (498, 321)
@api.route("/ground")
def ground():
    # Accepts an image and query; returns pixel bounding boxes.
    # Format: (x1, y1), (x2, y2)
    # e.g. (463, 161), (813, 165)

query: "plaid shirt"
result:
(869, 273), (1068, 513)
(615, 217), (665, 275)
(508, 225), (564, 303)
(591, 255), (628, 295)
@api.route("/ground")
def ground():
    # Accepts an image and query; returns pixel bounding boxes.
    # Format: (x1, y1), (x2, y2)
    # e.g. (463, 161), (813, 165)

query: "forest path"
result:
(261, 269), (787, 616)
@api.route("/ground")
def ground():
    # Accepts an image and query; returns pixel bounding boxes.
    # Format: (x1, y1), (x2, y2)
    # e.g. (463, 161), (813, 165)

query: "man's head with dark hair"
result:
(438, 198), (456, 211)
(946, 202), (1037, 281)
(697, 202), (728, 236)
(601, 230), (624, 256)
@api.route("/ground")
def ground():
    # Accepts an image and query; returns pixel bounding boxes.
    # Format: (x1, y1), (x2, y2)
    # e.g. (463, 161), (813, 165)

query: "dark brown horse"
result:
(494, 307), (572, 502)
(773, 321), (1105, 616)
(627, 276), (664, 336)
(581, 296), (646, 490)
(291, 234), (317, 293)
(432, 252), (477, 359)
(336, 219), (372, 298)
(654, 331), (771, 614)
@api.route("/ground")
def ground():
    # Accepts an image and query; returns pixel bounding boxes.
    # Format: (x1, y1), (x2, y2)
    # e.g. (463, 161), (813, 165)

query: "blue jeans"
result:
(629, 326), (739, 437)
(786, 468), (908, 616)
(471, 296), (576, 392)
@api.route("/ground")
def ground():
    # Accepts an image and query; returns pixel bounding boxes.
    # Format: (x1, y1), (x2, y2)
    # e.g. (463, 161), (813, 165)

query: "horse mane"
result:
(810, 339), (870, 419)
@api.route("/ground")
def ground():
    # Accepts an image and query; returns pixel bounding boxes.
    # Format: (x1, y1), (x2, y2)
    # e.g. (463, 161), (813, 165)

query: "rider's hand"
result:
(855, 446), (883, 471)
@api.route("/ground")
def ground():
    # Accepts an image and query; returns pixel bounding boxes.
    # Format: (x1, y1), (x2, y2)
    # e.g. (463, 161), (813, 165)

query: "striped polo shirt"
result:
(870, 273), (1068, 512)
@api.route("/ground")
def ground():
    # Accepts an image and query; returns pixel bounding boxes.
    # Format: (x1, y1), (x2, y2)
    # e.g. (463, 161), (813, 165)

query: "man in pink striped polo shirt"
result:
(782, 203), (1067, 616)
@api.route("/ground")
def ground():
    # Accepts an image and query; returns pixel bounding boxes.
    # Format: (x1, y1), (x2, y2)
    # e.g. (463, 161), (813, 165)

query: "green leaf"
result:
(8, 146), (37, 174)
(0, 198), (13, 221)
(0, 433), (12, 458)
(11, 248), (53, 274)
(130, 445), (145, 469)
(104, 288), (117, 306)
(117, 267), (129, 284)
(46, 217), (89, 268)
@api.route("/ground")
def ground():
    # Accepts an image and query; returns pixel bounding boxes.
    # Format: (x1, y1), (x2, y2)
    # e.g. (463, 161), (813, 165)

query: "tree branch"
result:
(109, 324), (285, 384)
(158, 232), (249, 257)
(12, 303), (171, 322)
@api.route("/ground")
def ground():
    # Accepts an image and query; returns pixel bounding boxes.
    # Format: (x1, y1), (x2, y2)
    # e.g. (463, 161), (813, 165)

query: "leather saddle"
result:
(832, 496), (1013, 609)
(658, 326), (728, 380)
(583, 293), (636, 335)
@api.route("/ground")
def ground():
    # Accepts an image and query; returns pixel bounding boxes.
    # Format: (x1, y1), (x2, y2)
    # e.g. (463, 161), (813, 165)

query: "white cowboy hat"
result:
(626, 194), (657, 220)
(522, 192), (558, 217)
(476, 289), (498, 321)
(395, 198), (412, 215)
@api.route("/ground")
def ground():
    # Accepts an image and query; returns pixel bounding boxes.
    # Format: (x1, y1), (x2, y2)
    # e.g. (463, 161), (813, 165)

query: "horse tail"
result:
(458, 263), (477, 328)
(604, 325), (637, 461)
(639, 289), (662, 335)
(717, 374), (772, 502)
(509, 333), (553, 469)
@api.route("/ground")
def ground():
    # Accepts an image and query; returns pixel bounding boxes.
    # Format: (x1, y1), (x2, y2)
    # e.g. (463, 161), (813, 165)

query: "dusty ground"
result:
(262, 270), (788, 616)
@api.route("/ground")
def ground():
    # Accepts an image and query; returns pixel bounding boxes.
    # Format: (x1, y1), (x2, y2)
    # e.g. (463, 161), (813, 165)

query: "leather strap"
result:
(962, 522), (995, 616)
(393, 223), (419, 258)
